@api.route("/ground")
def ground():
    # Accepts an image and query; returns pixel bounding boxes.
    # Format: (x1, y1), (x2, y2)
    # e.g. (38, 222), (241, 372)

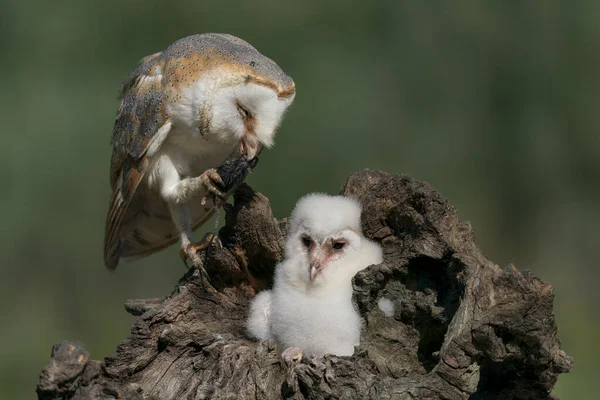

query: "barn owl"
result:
(246, 194), (383, 364)
(103, 33), (295, 271)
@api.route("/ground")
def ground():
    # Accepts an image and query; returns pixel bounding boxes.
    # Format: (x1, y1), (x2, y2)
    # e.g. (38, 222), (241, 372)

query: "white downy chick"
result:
(247, 193), (383, 361)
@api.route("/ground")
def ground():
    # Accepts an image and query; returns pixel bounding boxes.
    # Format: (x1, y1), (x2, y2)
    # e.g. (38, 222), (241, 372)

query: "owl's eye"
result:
(302, 237), (312, 248)
(332, 241), (346, 250)
(238, 104), (250, 119)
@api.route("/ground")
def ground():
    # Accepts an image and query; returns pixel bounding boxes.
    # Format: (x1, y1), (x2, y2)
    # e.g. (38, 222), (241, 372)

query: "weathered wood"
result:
(37, 170), (572, 399)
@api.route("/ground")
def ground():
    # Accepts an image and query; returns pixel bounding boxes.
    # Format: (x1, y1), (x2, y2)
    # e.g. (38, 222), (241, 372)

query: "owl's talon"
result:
(211, 235), (223, 249)
(195, 262), (211, 286)
(179, 244), (202, 269)
(179, 232), (219, 273)
(200, 169), (226, 202)
(179, 244), (212, 286)
(281, 347), (303, 368)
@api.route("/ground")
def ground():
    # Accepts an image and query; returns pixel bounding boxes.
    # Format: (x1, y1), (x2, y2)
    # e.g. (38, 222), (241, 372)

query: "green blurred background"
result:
(1, 1), (597, 398)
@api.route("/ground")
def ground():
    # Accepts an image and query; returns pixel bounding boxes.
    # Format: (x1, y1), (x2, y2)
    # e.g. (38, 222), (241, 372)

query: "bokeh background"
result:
(1, 1), (598, 398)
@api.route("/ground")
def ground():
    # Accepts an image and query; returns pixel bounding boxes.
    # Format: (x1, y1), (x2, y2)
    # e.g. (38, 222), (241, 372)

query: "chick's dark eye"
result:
(332, 242), (346, 250)
(302, 237), (312, 247)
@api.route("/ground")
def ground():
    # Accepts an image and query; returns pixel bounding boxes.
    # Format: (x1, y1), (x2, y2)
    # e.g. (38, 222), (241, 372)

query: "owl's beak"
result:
(240, 136), (259, 161)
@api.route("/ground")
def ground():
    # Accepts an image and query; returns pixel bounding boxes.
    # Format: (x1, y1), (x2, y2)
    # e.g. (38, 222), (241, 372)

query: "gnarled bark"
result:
(37, 169), (572, 400)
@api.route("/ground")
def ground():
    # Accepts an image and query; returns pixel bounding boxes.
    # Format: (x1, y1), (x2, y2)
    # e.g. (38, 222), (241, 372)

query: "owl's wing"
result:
(104, 52), (173, 269)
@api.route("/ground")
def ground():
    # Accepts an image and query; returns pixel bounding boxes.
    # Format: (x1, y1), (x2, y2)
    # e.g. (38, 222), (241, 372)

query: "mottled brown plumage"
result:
(104, 33), (295, 270)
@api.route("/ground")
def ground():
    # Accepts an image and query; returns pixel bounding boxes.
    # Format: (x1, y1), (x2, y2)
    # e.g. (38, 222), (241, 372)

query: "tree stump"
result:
(37, 169), (572, 400)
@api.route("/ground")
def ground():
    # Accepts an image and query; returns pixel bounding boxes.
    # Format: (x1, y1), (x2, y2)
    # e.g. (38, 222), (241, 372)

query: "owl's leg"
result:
(168, 204), (215, 281)
(159, 162), (223, 279)
(166, 169), (226, 205)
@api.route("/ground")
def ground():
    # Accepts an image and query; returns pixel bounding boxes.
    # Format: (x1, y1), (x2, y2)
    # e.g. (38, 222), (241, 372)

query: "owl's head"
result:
(283, 194), (382, 287)
(209, 74), (295, 159)
(171, 34), (295, 159)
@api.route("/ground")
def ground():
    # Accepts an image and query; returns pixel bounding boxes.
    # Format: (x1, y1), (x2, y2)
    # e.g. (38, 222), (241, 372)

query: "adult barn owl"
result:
(246, 194), (383, 364)
(103, 33), (295, 270)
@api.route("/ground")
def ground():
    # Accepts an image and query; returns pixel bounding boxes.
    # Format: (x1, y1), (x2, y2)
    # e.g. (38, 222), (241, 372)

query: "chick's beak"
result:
(309, 257), (325, 282)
